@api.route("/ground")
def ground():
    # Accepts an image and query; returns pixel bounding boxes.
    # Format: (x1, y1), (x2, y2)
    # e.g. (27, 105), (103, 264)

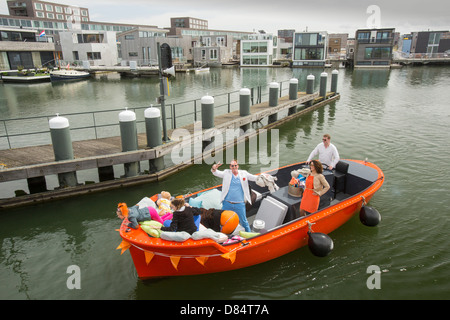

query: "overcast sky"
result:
(1, 0), (449, 35)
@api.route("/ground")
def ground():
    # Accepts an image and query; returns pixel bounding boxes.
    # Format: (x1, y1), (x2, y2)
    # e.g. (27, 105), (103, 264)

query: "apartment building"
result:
(7, 0), (90, 22)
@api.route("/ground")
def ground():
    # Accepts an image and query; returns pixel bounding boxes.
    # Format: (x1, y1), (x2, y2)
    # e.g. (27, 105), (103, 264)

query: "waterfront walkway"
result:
(0, 90), (339, 208)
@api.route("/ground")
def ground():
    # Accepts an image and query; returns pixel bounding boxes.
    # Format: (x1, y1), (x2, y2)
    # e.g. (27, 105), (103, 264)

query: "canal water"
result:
(0, 66), (449, 300)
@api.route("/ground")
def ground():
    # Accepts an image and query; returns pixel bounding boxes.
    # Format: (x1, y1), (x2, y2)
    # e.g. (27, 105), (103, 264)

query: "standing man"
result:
(307, 134), (340, 170)
(211, 160), (258, 232)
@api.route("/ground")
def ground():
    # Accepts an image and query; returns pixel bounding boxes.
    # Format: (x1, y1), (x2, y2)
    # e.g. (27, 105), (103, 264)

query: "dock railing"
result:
(0, 79), (293, 150)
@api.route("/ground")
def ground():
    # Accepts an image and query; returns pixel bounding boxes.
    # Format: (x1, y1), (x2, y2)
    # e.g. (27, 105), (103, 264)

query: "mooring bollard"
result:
(49, 114), (78, 188)
(145, 106), (164, 173)
(239, 88), (251, 116)
(269, 82), (279, 107)
(119, 108), (139, 177)
(201, 95), (215, 151)
(306, 74), (315, 107)
(201, 95), (215, 129)
(331, 69), (339, 95)
(268, 82), (279, 123)
(289, 78), (298, 100)
(320, 72), (328, 99)
(288, 78), (299, 115)
(239, 88), (251, 131)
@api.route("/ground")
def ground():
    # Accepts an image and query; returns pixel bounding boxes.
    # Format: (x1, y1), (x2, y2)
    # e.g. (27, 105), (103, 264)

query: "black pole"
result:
(157, 42), (169, 142)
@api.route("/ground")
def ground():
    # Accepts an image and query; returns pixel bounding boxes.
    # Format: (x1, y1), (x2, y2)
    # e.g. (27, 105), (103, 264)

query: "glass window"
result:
(55, 6), (63, 13)
(45, 4), (53, 11)
(242, 42), (251, 53)
(210, 49), (217, 60)
(35, 3), (43, 10)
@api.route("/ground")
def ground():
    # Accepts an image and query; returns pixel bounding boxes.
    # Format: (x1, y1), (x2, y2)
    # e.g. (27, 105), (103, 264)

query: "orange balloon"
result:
(220, 210), (239, 234)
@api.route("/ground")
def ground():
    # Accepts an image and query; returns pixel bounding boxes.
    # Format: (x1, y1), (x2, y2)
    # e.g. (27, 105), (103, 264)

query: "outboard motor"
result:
(307, 222), (334, 257)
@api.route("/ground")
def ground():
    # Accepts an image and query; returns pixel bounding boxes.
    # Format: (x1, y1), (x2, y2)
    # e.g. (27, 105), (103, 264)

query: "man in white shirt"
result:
(211, 160), (258, 232)
(307, 134), (340, 170)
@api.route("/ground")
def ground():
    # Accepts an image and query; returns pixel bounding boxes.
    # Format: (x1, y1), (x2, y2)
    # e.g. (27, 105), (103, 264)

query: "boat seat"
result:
(334, 161), (349, 194)
(254, 196), (288, 231)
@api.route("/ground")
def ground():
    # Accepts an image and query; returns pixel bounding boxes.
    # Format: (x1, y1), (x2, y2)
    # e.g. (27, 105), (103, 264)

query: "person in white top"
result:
(307, 134), (340, 170)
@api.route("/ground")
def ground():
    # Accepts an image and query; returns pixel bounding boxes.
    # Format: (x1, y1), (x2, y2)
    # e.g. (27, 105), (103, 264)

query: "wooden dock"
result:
(0, 91), (339, 208)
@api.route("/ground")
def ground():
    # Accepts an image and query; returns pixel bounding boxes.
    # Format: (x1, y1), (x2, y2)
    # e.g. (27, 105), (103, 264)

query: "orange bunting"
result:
(144, 252), (154, 265)
(170, 256), (181, 270)
(116, 240), (131, 255)
(221, 251), (237, 264)
(195, 256), (209, 266)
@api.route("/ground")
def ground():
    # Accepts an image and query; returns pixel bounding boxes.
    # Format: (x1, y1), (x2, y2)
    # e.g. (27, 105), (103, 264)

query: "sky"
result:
(1, 0), (449, 35)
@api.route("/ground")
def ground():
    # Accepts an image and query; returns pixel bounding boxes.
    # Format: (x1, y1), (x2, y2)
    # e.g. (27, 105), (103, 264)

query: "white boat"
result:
(50, 69), (91, 82)
(194, 67), (210, 74)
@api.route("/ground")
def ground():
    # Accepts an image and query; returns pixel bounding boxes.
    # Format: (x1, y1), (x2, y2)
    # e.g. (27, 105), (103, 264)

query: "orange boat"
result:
(117, 160), (384, 279)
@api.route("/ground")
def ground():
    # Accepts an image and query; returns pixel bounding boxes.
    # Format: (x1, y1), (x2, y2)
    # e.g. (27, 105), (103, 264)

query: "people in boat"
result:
(211, 160), (258, 232)
(117, 202), (164, 229)
(307, 134), (340, 170)
(156, 191), (173, 220)
(300, 160), (330, 217)
(159, 198), (202, 234)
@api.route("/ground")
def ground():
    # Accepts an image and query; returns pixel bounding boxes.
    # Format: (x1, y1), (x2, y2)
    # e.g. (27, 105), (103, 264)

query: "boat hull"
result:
(118, 160), (384, 279)
(50, 71), (90, 82)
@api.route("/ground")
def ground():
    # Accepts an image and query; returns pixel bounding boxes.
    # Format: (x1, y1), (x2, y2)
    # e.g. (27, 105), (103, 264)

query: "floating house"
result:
(353, 28), (395, 68)
(292, 31), (328, 67)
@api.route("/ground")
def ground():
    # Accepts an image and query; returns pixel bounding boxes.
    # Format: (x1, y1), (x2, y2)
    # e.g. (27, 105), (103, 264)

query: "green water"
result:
(0, 66), (449, 300)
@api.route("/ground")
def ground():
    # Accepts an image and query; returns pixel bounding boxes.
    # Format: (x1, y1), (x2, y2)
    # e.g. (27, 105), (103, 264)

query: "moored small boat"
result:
(50, 69), (91, 82)
(117, 159), (384, 279)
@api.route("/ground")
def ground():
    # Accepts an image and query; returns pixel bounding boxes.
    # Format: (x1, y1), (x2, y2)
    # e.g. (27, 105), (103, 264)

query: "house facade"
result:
(59, 30), (118, 66)
(292, 31), (327, 67)
(0, 26), (55, 69)
(353, 28), (395, 67)
(192, 34), (233, 67)
(240, 33), (278, 66)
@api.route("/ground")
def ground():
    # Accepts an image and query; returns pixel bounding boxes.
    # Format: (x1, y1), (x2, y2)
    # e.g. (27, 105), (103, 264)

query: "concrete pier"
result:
(0, 87), (340, 209)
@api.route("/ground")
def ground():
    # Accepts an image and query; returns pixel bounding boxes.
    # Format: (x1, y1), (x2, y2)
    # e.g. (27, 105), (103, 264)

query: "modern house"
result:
(117, 27), (193, 67)
(59, 30), (118, 66)
(353, 28), (395, 68)
(292, 31), (328, 67)
(240, 33), (278, 66)
(0, 26), (55, 69)
(409, 31), (450, 56)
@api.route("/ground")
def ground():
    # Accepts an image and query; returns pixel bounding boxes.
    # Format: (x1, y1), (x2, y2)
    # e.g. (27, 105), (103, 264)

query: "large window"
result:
(294, 33), (323, 46)
(357, 32), (370, 43)
(242, 41), (268, 53)
(242, 55), (269, 65)
(364, 47), (391, 59)
(87, 52), (101, 60)
(77, 33), (103, 43)
(294, 48), (324, 60)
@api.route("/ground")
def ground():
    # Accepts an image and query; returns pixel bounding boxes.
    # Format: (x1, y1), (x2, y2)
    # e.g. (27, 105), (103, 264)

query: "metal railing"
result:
(0, 79), (294, 150)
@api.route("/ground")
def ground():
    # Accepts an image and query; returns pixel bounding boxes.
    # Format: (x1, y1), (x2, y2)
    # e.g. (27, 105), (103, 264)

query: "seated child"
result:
(156, 191), (173, 221)
(117, 202), (163, 229)
(158, 198), (202, 235)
